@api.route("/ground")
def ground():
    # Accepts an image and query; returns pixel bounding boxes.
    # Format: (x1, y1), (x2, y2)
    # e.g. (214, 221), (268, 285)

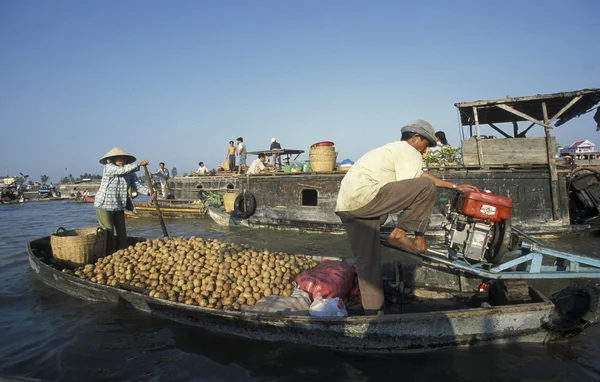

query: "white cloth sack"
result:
(245, 288), (311, 316)
(309, 297), (348, 317)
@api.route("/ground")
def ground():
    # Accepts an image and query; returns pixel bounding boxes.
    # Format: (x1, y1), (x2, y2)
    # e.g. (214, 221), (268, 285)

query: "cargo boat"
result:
(184, 88), (600, 235)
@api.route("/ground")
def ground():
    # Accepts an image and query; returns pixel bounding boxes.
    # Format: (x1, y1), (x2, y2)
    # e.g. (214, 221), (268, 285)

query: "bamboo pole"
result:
(143, 165), (169, 238)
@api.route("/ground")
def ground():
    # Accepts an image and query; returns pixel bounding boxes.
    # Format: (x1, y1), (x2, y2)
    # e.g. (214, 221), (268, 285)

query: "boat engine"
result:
(443, 190), (518, 264)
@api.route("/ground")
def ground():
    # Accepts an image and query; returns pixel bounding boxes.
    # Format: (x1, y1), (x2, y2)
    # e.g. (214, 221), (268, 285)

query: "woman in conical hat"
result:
(94, 147), (156, 254)
(98, 147), (137, 165)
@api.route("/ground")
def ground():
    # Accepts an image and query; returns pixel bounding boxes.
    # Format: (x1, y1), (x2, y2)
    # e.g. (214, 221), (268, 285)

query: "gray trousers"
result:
(336, 177), (436, 310)
(96, 209), (127, 256)
(159, 179), (169, 198)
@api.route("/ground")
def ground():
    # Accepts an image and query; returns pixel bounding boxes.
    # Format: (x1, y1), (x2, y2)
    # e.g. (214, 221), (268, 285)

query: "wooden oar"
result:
(143, 165), (169, 238)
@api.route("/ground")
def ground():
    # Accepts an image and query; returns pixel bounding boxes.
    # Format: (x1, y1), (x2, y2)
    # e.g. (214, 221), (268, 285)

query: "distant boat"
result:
(75, 195), (95, 204)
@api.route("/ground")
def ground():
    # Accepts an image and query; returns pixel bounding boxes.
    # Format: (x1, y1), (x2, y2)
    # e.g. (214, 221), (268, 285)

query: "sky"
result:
(1, 0), (599, 183)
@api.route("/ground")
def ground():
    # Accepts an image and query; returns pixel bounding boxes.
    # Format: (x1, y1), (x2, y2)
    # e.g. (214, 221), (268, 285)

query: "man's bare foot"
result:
(387, 228), (420, 254)
(413, 235), (427, 254)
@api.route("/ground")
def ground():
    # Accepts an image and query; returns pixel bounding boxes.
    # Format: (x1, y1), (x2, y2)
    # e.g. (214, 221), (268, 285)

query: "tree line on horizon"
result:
(36, 168), (181, 185)
(35, 173), (103, 185)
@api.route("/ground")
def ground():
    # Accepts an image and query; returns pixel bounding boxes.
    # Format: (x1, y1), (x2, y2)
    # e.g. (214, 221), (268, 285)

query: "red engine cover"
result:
(456, 191), (512, 222)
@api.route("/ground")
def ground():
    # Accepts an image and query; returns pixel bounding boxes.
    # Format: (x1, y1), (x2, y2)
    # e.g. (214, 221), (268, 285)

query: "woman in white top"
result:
(428, 131), (450, 155)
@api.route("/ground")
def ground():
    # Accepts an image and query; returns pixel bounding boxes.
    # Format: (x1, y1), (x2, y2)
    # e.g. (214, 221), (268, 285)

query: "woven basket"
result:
(223, 192), (237, 213)
(51, 227), (106, 269)
(309, 149), (338, 172)
(309, 145), (335, 153)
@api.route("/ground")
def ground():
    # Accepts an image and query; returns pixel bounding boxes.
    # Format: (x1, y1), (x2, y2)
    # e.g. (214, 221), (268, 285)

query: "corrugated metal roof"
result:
(455, 88), (600, 127)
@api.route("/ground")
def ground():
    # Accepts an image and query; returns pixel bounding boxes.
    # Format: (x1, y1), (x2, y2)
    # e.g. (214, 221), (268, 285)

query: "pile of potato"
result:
(69, 236), (318, 310)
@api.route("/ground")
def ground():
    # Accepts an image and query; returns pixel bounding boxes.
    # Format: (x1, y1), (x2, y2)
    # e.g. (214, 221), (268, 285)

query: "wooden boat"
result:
(207, 207), (249, 228)
(133, 199), (206, 218)
(75, 196), (95, 203)
(207, 206), (397, 233)
(26, 234), (593, 353)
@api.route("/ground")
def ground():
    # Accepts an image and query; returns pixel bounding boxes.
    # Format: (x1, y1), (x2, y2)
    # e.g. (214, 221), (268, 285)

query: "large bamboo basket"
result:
(309, 148), (338, 172)
(309, 146), (335, 153)
(51, 227), (106, 269)
(223, 192), (237, 213)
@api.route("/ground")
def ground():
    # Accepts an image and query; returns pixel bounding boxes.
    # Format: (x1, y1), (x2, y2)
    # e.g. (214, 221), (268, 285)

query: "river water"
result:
(1, 201), (600, 381)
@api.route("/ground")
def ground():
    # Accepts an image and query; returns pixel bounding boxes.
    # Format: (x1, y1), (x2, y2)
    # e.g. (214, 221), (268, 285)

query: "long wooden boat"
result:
(26, 235), (592, 353)
(133, 199), (205, 218)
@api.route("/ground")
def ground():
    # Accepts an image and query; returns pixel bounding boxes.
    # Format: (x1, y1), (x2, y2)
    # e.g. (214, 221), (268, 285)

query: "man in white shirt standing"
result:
(247, 153), (268, 175)
(153, 162), (170, 198)
(335, 119), (478, 314)
(236, 137), (247, 174)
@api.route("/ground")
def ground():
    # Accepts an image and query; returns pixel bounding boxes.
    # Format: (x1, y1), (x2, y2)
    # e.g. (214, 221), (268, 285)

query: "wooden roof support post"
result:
(542, 102), (560, 221)
(473, 106), (484, 168)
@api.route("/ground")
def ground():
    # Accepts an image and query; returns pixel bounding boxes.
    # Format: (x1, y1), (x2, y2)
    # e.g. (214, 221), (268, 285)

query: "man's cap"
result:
(271, 138), (276, 142)
(401, 120), (437, 147)
(99, 147), (136, 165)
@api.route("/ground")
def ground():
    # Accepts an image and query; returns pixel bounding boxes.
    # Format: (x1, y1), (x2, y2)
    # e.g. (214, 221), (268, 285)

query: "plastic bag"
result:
(309, 297), (348, 317)
(244, 288), (311, 316)
(302, 161), (311, 172)
(295, 260), (356, 300)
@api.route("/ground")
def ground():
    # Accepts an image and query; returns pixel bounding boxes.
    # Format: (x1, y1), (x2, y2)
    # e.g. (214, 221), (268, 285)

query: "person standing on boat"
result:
(153, 162), (170, 198)
(237, 137), (247, 174)
(94, 147), (156, 255)
(247, 153), (268, 175)
(269, 138), (282, 169)
(226, 141), (236, 172)
(335, 120), (478, 314)
(427, 131), (450, 155)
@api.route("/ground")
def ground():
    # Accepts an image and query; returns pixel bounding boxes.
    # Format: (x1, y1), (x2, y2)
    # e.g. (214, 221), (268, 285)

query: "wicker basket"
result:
(51, 227), (106, 269)
(309, 148), (338, 172)
(223, 192), (237, 213)
(309, 145), (335, 153)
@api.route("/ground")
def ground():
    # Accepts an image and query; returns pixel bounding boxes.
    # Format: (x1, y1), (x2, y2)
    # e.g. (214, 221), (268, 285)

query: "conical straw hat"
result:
(99, 147), (137, 165)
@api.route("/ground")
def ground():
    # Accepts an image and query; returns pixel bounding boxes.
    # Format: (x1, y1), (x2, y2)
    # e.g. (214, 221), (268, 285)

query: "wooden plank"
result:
(495, 104), (552, 129)
(549, 95), (583, 124)
(488, 123), (511, 138)
(461, 137), (556, 166)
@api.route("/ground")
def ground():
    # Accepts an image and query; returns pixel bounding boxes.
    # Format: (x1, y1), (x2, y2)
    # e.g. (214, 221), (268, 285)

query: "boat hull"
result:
(27, 236), (560, 352)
